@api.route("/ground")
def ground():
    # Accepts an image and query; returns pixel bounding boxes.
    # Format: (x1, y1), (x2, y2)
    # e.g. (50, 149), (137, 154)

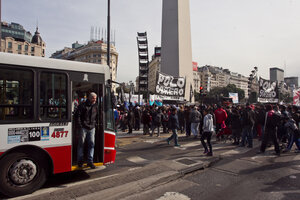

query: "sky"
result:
(2, 0), (300, 83)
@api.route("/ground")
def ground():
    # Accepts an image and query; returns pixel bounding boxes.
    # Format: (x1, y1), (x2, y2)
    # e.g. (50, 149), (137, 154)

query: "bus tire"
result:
(0, 151), (48, 197)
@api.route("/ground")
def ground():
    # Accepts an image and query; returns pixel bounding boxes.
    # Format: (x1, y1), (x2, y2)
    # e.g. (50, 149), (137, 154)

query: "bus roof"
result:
(0, 52), (111, 80)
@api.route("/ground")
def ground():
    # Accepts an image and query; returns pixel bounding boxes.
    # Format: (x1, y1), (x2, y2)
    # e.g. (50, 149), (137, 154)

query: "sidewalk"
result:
(17, 133), (264, 200)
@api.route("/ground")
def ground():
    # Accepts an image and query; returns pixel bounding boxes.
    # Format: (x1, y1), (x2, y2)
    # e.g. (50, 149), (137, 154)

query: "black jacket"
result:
(75, 100), (98, 130)
(169, 113), (180, 130)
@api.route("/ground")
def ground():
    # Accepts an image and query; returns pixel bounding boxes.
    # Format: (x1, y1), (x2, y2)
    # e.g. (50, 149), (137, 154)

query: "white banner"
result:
(229, 93), (239, 104)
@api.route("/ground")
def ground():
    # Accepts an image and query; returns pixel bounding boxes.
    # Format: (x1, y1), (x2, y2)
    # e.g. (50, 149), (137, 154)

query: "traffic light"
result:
(199, 86), (204, 95)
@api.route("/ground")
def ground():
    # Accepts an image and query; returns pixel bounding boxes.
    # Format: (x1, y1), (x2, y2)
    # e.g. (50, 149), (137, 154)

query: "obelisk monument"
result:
(161, 0), (193, 102)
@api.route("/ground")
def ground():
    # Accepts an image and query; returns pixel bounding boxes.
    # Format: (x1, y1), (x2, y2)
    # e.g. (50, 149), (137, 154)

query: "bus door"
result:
(71, 82), (104, 166)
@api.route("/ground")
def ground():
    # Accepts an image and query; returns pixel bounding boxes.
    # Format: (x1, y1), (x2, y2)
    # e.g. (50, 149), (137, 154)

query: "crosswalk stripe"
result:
(127, 156), (148, 164)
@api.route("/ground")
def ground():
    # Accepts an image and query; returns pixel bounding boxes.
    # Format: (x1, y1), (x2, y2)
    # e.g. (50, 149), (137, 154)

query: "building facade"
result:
(198, 65), (250, 98)
(284, 77), (298, 88)
(270, 67), (284, 83)
(51, 40), (118, 91)
(148, 55), (161, 93)
(0, 22), (46, 57)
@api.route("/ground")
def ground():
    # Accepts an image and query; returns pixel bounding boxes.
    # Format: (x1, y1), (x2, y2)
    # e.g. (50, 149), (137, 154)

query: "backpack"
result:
(154, 113), (161, 123)
(265, 111), (280, 129)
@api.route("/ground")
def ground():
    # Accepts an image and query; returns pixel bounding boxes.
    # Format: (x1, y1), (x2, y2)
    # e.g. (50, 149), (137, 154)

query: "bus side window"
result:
(0, 68), (33, 121)
(40, 72), (68, 120)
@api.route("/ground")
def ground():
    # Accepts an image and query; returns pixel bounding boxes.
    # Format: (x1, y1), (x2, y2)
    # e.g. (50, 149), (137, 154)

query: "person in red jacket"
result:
(214, 104), (228, 139)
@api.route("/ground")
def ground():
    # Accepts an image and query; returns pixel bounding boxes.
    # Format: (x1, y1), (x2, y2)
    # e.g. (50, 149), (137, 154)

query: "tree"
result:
(207, 84), (245, 102)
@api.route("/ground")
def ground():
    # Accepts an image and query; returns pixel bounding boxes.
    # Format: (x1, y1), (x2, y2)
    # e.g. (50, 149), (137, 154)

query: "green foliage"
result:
(207, 84), (245, 100)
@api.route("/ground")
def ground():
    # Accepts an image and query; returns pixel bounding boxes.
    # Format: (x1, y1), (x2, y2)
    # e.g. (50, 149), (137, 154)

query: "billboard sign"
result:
(258, 77), (279, 103)
(155, 72), (186, 101)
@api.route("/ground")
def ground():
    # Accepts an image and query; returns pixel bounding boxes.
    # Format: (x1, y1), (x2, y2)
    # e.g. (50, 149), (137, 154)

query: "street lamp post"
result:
(0, 0), (2, 52)
(107, 0), (111, 81)
(248, 67), (258, 103)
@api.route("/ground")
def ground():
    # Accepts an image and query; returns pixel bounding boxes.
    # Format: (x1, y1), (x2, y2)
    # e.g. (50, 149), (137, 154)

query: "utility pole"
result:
(107, 0), (111, 81)
(0, 0), (2, 52)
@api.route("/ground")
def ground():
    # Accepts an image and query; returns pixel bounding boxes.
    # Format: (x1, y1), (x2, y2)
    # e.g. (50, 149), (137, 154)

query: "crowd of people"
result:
(114, 102), (300, 157)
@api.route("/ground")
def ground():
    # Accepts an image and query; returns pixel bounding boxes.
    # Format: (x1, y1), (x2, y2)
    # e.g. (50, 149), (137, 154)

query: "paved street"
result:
(4, 130), (300, 200)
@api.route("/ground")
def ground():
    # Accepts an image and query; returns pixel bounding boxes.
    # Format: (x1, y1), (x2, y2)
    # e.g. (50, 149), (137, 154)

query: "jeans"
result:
(77, 128), (95, 163)
(151, 124), (160, 136)
(191, 123), (199, 137)
(287, 131), (300, 150)
(185, 122), (191, 136)
(200, 131), (212, 153)
(167, 129), (179, 145)
(241, 126), (253, 147)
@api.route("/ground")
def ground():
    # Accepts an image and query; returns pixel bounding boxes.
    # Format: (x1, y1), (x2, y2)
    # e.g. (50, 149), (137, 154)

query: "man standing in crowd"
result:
(178, 106), (185, 134)
(240, 103), (256, 148)
(134, 105), (141, 131)
(201, 109), (214, 156)
(127, 107), (135, 134)
(142, 106), (152, 135)
(190, 105), (202, 139)
(75, 92), (98, 169)
(258, 104), (281, 156)
(151, 107), (162, 137)
(166, 107), (181, 146)
(230, 107), (242, 145)
(214, 104), (228, 140)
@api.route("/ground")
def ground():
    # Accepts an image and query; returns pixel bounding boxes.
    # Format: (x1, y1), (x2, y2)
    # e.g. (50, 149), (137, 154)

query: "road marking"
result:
(127, 156), (148, 163)
(289, 175), (297, 179)
(144, 139), (164, 144)
(128, 167), (142, 171)
(221, 148), (251, 156)
(156, 192), (191, 200)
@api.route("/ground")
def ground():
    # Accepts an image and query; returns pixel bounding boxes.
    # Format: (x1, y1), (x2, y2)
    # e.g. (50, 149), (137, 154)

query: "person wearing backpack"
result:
(151, 107), (162, 137)
(258, 104), (281, 156)
(240, 103), (256, 148)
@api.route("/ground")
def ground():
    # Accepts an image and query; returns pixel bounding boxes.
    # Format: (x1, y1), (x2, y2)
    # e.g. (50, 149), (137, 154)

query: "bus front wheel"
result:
(0, 152), (48, 197)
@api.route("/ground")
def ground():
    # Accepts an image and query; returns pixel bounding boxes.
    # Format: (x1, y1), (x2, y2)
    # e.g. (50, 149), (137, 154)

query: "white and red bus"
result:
(0, 53), (116, 197)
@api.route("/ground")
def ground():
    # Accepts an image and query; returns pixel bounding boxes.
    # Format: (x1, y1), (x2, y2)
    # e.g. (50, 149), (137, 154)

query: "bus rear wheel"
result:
(0, 152), (48, 197)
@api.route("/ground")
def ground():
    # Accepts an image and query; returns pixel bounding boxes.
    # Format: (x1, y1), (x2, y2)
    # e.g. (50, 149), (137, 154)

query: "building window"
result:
(31, 47), (35, 52)
(0, 68), (34, 121)
(40, 72), (68, 120)
(25, 45), (28, 51)
(8, 42), (12, 49)
(18, 44), (22, 51)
